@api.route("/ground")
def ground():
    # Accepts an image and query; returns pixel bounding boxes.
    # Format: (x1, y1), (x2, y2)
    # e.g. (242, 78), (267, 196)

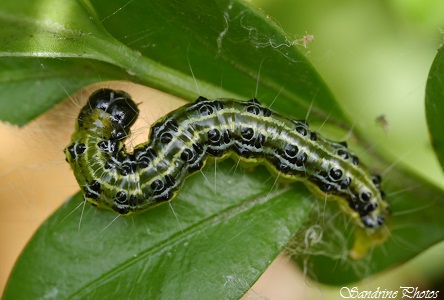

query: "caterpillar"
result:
(65, 88), (390, 258)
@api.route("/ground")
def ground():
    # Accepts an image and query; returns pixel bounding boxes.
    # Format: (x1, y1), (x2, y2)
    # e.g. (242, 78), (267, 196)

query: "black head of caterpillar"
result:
(65, 88), (391, 258)
(76, 89), (139, 140)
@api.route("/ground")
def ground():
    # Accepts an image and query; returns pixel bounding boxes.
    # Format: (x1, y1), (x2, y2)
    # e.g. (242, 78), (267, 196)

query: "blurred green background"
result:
(250, 0), (444, 297)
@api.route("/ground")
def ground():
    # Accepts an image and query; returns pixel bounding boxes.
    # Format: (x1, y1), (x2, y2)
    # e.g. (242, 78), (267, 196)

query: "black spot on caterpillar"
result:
(65, 88), (390, 258)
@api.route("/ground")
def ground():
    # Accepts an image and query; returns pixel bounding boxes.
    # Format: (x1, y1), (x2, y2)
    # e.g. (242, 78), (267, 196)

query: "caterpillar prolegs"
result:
(65, 88), (390, 258)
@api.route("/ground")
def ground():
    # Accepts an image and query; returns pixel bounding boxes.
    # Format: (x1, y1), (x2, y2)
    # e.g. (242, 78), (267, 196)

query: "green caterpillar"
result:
(65, 88), (390, 258)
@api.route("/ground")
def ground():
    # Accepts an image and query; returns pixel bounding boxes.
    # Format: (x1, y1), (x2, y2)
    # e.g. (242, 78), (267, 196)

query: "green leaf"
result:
(4, 162), (312, 299)
(0, 58), (128, 125)
(0, 0), (341, 126)
(293, 164), (444, 284)
(426, 45), (444, 170)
